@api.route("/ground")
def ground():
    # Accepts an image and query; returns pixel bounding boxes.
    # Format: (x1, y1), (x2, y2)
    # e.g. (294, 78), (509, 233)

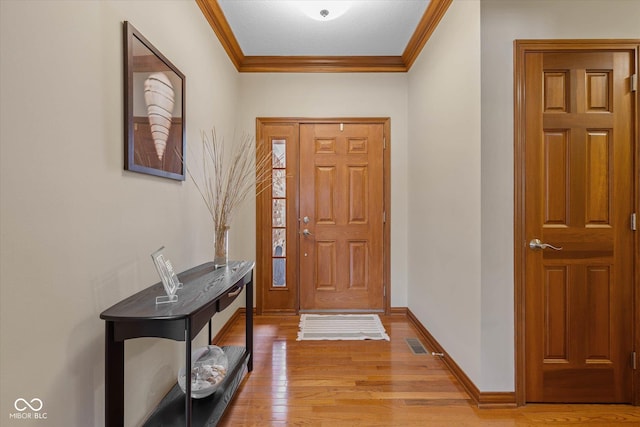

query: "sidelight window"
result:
(271, 139), (286, 288)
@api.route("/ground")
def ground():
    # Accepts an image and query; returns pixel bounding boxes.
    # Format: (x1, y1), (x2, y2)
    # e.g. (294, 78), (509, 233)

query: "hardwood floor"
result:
(215, 313), (640, 426)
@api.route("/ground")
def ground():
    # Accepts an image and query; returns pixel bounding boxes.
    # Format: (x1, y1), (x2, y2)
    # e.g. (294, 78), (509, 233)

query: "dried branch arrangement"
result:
(187, 130), (273, 235)
(186, 129), (273, 265)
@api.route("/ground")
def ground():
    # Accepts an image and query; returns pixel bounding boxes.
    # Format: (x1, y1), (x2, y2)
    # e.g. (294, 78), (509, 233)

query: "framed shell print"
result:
(123, 21), (186, 181)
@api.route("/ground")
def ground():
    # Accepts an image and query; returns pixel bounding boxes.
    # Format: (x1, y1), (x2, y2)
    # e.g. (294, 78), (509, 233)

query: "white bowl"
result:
(178, 346), (228, 399)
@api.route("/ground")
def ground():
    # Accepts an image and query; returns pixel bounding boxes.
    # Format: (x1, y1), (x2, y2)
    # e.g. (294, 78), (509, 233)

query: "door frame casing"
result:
(514, 39), (640, 406)
(256, 117), (392, 315)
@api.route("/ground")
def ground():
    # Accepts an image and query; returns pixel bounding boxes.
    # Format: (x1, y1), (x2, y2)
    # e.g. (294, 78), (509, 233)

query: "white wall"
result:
(0, 1), (241, 425)
(236, 73), (410, 306)
(407, 0), (483, 384)
(479, 0), (640, 391)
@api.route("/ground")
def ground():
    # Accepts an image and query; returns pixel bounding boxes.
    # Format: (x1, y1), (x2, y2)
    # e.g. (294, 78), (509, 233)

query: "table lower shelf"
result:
(143, 346), (249, 427)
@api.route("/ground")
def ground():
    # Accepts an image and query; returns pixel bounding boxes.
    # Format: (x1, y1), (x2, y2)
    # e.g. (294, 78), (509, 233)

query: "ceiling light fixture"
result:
(297, 1), (352, 22)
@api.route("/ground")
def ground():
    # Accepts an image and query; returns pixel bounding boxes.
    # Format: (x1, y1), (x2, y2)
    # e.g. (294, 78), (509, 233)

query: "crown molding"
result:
(402, 0), (452, 69)
(239, 55), (407, 73)
(196, 0), (452, 73)
(195, 0), (245, 70)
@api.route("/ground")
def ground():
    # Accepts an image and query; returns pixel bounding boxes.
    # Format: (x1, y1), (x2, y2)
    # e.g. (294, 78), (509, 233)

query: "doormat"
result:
(297, 314), (390, 341)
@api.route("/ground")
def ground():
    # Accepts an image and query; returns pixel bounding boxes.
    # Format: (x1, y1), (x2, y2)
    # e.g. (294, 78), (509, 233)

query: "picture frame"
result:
(151, 246), (180, 304)
(123, 21), (186, 181)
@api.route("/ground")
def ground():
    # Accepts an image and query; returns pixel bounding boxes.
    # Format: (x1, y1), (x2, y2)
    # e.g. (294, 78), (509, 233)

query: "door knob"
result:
(302, 229), (313, 236)
(529, 238), (562, 251)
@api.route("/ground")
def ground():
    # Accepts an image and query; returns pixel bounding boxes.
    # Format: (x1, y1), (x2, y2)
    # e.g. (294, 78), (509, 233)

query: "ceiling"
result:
(218, 0), (429, 56)
(196, 0), (452, 72)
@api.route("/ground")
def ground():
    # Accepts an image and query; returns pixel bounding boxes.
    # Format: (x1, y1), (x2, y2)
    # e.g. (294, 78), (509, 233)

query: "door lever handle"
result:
(302, 229), (313, 237)
(529, 238), (563, 251)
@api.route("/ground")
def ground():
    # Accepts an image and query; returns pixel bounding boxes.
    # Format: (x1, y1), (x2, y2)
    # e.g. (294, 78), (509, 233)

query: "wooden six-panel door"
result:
(256, 118), (390, 314)
(522, 48), (635, 402)
(299, 123), (385, 311)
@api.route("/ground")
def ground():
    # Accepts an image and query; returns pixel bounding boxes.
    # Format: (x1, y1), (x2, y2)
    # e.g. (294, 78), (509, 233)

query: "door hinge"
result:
(340, 123), (344, 132)
(632, 74), (638, 92)
(383, 136), (386, 149)
(631, 213), (637, 231)
(383, 211), (386, 223)
(633, 351), (637, 370)
(383, 285), (386, 297)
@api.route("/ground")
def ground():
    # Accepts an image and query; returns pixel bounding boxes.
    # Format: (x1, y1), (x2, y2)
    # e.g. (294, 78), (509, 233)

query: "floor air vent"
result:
(405, 337), (428, 355)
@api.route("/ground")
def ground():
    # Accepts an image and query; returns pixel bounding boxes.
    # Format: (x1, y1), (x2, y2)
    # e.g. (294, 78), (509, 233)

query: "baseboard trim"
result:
(477, 392), (518, 408)
(406, 308), (516, 408)
(390, 306), (408, 316)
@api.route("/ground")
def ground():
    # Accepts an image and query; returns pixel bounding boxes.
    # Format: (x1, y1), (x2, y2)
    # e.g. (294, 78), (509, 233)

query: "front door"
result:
(256, 119), (390, 314)
(299, 123), (385, 311)
(520, 45), (636, 402)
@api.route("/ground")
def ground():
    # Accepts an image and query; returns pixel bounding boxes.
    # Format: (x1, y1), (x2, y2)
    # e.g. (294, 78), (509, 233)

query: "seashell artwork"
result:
(144, 72), (175, 161)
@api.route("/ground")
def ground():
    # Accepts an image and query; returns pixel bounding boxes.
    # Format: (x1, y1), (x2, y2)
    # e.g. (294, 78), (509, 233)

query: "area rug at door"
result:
(297, 314), (390, 341)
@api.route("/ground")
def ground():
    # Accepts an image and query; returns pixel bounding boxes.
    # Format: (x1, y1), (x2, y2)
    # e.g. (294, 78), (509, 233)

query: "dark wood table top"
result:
(100, 260), (254, 322)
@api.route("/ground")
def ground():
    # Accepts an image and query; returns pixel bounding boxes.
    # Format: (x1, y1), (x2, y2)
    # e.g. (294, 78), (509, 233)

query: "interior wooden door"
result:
(299, 123), (385, 311)
(522, 48), (635, 402)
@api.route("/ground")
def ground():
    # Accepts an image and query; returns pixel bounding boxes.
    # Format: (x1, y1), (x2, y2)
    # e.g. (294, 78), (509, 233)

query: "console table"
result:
(100, 260), (254, 427)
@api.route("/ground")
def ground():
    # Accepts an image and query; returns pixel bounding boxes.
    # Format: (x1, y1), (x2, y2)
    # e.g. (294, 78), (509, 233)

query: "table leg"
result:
(105, 322), (124, 427)
(246, 280), (253, 372)
(185, 319), (192, 426)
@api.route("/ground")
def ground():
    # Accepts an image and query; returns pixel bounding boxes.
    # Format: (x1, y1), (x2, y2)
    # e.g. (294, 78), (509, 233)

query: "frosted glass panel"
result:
(272, 199), (286, 227)
(272, 228), (286, 256)
(271, 138), (286, 289)
(272, 140), (286, 168)
(273, 258), (286, 287)
(273, 169), (286, 198)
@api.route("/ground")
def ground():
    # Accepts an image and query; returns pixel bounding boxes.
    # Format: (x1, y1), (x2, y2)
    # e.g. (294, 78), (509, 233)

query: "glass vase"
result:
(214, 226), (229, 268)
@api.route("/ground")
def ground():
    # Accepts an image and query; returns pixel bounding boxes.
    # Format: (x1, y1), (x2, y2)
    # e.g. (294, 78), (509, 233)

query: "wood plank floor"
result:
(215, 314), (640, 426)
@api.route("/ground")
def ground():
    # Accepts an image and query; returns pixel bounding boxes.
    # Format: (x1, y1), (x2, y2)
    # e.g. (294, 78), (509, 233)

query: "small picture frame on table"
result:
(151, 246), (182, 304)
